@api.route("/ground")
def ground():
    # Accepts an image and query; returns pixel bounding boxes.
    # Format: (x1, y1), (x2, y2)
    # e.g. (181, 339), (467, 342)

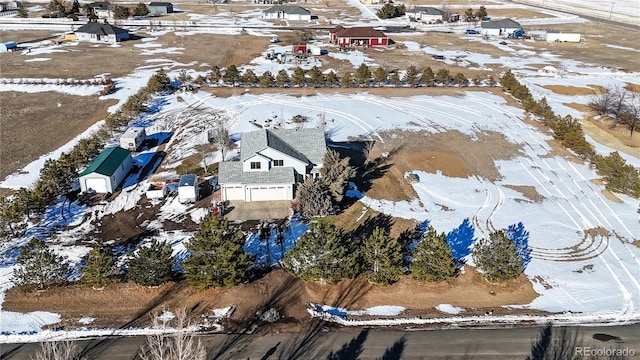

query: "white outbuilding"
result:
(120, 127), (146, 152)
(545, 31), (581, 43)
(79, 147), (133, 194)
(178, 174), (199, 203)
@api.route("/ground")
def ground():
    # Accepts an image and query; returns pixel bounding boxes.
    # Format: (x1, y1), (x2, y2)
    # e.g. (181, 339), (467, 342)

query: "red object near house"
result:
(292, 42), (307, 53)
(334, 27), (389, 47)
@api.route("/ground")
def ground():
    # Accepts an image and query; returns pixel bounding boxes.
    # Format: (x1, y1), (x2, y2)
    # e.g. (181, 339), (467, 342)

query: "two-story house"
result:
(218, 128), (327, 202)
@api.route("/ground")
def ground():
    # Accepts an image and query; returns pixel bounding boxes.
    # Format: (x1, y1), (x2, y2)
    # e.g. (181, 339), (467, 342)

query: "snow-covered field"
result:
(0, 0), (639, 343)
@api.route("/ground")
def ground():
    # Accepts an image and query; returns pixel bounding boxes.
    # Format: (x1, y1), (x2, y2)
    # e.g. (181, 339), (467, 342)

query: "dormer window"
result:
(273, 160), (284, 167)
(250, 162), (261, 169)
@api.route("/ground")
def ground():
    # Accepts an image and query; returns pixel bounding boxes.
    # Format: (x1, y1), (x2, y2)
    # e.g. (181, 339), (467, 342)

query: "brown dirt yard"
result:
(4, 268), (539, 332)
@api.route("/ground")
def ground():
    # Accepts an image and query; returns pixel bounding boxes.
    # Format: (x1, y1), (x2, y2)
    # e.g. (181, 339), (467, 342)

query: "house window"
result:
(250, 162), (261, 169)
(273, 160), (284, 167)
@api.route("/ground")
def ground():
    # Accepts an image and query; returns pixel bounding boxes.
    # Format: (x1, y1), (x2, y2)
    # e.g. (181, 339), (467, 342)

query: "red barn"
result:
(292, 42), (307, 53)
(334, 27), (388, 47)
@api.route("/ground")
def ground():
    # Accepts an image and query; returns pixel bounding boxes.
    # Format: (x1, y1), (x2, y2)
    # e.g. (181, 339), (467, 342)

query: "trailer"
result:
(545, 32), (581, 43)
(146, 182), (168, 199)
(178, 174), (199, 203)
(120, 127), (146, 152)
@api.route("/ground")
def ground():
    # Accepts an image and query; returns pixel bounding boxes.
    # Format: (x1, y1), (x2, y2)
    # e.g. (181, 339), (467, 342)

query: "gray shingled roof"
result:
(481, 18), (522, 29)
(263, 5), (310, 15)
(240, 128), (326, 165)
(413, 7), (443, 15)
(76, 22), (129, 35)
(218, 162), (295, 184)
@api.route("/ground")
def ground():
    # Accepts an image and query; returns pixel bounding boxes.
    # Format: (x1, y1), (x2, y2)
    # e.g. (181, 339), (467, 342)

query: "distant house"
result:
(333, 26), (389, 47)
(545, 31), (581, 42)
(5, 0), (21, 9)
(480, 18), (522, 37)
(262, 5), (312, 21)
(79, 147), (133, 194)
(149, 2), (173, 16)
(120, 127), (146, 151)
(218, 128), (327, 202)
(329, 25), (345, 43)
(74, 22), (130, 43)
(407, 7), (444, 23)
(0, 41), (17, 52)
(89, 2), (113, 18)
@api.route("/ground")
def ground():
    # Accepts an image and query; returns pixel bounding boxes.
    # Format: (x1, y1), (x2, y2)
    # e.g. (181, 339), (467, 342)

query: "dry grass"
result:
(0, 92), (116, 181)
(504, 185), (545, 203)
(486, 8), (551, 18)
(601, 190), (623, 203)
(328, 200), (417, 239)
(4, 268), (539, 331)
(581, 116), (640, 158)
(544, 85), (595, 96)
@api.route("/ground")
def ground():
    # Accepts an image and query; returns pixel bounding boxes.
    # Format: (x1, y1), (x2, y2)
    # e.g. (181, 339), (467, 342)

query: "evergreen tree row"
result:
(189, 64), (495, 89)
(500, 70), (640, 198)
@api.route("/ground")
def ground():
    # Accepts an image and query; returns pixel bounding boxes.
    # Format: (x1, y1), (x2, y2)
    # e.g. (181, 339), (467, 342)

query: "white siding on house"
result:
(243, 154), (271, 172)
(258, 147), (308, 174)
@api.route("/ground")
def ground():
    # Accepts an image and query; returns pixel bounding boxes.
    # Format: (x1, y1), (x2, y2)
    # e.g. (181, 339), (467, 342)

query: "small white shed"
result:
(120, 127), (146, 151)
(178, 174), (199, 203)
(545, 32), (581, 43)
(79, 147), (133, 193)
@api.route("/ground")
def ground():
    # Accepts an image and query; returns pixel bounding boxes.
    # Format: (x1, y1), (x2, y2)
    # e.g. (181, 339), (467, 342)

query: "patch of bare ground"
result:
(581, 115), (640, 159)
(485, 8), (551, 18)
(0, 30), (60, 43)
(522, 22), (640, 72)
(543, 85), (603, 96)
(329, 200), (417, 239)
(4, 268), (539, 332)
(634, 240), (640, 248)
(601, 189), (623, 203)
(0, 92), (117, 181)
(504, 185), (545, 203)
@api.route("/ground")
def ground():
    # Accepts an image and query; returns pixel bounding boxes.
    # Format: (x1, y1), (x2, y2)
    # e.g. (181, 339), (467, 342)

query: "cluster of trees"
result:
(112, 3), (150, 19)
(189, 64), (492, 89)
(500, 70), (640, 198)
(293, 149), (355, 218)
(12, 215), (254, 292)
(45, 0), (79, 18)
(463, 6), (488, 22)
(0, 70), (172, 244)
(588, 85), (640, 138)
(500, 70), (594, 159)
(283, 219), (531, 285)
(377, 3), (406, 19)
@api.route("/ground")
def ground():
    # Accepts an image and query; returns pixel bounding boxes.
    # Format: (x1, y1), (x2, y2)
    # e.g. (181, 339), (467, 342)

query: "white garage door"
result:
(86, 178), (108, 193)
(248, 186), (288, 202)
(224, 186), (244, 201)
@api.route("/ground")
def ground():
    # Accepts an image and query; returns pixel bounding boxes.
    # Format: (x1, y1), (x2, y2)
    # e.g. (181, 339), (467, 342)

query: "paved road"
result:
(1, 324), (639, 359)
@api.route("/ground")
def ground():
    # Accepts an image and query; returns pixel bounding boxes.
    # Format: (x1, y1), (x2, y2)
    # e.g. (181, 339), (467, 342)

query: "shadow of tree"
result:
(379, 335), (406, 360)
(327, 330), (368, 360)
(527, 323), (583, 360)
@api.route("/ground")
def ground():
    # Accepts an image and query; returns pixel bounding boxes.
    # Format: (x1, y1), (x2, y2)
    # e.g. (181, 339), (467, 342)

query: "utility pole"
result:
(609, 1), (615, 19)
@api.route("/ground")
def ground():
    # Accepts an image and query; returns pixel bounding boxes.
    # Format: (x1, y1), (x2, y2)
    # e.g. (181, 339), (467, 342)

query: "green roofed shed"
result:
(79, 147), (133, 193)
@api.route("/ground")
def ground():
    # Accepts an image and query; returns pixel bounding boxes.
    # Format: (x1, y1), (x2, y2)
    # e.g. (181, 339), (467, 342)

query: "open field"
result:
(0, 92), (115, 180)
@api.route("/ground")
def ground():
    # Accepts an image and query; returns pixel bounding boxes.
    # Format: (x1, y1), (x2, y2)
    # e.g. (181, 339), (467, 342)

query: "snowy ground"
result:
(0, 0), (639, 342)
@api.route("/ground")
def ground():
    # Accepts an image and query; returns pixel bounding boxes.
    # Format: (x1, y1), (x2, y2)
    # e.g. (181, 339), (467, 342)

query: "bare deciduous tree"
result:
(32, 341), (85, 360)
(619, 90), (640, 138)
(208, 119), (230, 161)
(588, 87), (615, 115)
(195, 143), (216, 175)
(139, 307), (207, 360)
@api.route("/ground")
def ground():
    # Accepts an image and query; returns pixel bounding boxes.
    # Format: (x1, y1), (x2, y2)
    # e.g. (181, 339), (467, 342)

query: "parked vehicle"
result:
(178, 174), (199, 203)
(465, 29), (479, 35)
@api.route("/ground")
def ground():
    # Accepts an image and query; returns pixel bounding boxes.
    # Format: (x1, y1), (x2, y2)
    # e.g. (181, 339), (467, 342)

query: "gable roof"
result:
(481, 18), (522, 29)
(79, 147), (131, 177)
(149, 2), (172, 6)
(240, 128), (326, 165)
(76, 22), (129, 35)
(90, 2), (110, 10)
(218, 162), (295, 184)
(263, 5), (310, 15)
(329, 25), (345, 34)
(336, 27), (387, 39)
(413, 7), (443, 15)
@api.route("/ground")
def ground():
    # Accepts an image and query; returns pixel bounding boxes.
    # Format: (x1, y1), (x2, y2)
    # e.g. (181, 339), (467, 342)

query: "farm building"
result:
(545, 31), (581, 42)
(262, 5), (312, 21)
(178, 174), (199, 203)
(89, 2), (113, 18)
(407, 7), (444, 23)
(333, 27), (389, 47)
(120, 127), (146, 151)
(149, 2), (173, 16)
(5, 0), (20, 9)
(0, 41), (17, 52)
(480, 18), (522, 37)
(292, 42), (307, 53)
(218, 128), (326, 202)
(74, 22), (129, 43)
(79, 147), (133, 194)
(329, 25), (345, 43)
